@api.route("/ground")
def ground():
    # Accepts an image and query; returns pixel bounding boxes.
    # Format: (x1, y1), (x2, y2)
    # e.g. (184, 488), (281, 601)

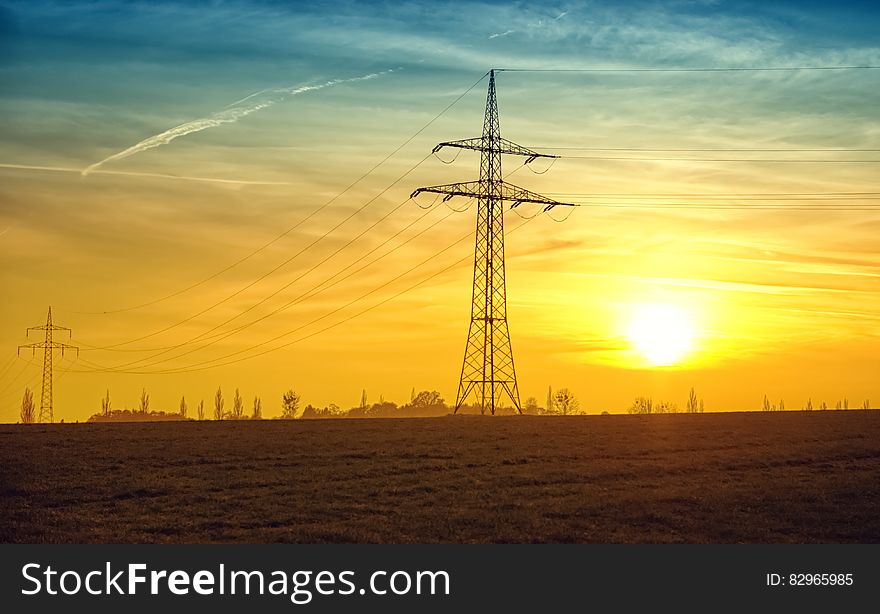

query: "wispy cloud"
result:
(0, 163), (291, 186)
(81, 69), (395, 176)
(489, 30), (515, 39)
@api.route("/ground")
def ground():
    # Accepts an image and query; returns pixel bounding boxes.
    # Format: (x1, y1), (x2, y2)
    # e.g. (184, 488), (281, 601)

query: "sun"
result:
(626, 303), (695, 367)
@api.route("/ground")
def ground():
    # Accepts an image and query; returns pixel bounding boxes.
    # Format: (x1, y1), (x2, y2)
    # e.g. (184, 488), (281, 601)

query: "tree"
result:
(411, 390), (444, 408)
(655, 401), (678, 414)
(546, 386), (553, 414)
(553, 388), (579, 415)
(230, 388), (244, 419)
(804, 398), (813, 411)
(101, 389), (111, 416)
(699, 399), (705, 413)
(360, 389), (368, 409)
(843, 398), (849, 410)
(762, 395), (771, 412)
(179, 395), (187, 418)
(410, 387), (416, 403)
(864, 399), (870, 411)
(139, 388), (150, 413)
(282, 389), (301, 419)
(252, 396), (262, 420)
(214, 387), (224, 420)
(524, 396), (539, 414)
(778, 399), (785, 411)
(20, 388), (35, 424)
(820, 401), (828, 410)
(629, 396), (653, 415)
(197, 399), (205, 421)
(686, 388), (702, 413)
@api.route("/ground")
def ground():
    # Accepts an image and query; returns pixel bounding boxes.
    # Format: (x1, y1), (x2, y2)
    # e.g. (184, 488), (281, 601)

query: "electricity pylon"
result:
(18, 307), (78, 423)
(412, 69), (575, 415)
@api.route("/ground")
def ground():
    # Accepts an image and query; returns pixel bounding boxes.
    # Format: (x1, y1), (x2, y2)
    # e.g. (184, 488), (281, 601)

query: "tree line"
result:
(15, 384), (875, 423)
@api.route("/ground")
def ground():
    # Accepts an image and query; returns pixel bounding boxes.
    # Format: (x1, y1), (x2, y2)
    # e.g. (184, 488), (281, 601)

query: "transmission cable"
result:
(67, 71), (490, 316)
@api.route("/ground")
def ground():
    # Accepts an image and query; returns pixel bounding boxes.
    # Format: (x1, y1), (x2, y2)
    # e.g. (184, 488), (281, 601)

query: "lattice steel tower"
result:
(412, 70), (574, 414)
(18, 307), (78, 423)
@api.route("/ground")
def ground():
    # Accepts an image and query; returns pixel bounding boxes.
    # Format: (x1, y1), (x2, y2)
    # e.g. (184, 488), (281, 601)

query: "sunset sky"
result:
(1, 0), (878, 421)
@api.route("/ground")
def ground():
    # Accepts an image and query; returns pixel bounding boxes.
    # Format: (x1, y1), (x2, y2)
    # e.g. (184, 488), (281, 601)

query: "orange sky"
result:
(1, 2), (879, 421)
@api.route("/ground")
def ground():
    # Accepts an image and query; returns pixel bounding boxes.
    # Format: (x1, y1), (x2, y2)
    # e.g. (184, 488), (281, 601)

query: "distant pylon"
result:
(412, 70), (576, 415)
(18, 307), (78, 423)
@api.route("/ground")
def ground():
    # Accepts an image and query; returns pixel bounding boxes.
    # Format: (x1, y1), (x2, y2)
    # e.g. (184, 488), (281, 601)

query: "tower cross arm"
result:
(411, 180), (483, 200)
(499, 181), (579, 211)
(18, 341), (79, 356)
(411, 180), (579, 212)
(26, 324), (71, 337)
(433, 137), (558, 161)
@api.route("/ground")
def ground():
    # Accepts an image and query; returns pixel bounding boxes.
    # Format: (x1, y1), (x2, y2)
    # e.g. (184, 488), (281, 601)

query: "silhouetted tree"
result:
(546, 386), (553, 414)
(101, 389), (111, 416)
(282, 389), (301, 419)
(139, 388), (150, 413)
(864, 399), (871, 411)
(252, 396), (262, 420)
(820, 401), (828, 410)
(360, 389), (368, 409)
(687, 388), (699, 413)
(179, 395), (187, 418)
(197, 399), (205, 421)
(835, 400), (842, 410)
(553, 388), (579, 415)
(629, 396), (653, 414)
(411, 390), (444, 407)
(229, 388), (244, 419)
(214, 387), (224, 420)
(654, 401), (678, 414)
(762, 395), (771, 411)
(524, 396), (539, 414)
(843, 398), (849, 410)
(20, 388), (35, 424)
(778, 398), (785, 411)
(410, 387), (416, 403)
(804, 398), (813, 411)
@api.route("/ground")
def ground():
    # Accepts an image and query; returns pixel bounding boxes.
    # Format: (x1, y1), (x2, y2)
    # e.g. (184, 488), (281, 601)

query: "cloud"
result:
(81, 69), (395, 176)
(0, 162), (291, 186)
(489, 30), (515, 39)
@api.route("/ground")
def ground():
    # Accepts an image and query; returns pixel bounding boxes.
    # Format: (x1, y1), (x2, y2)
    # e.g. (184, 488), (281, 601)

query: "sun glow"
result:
(626, 303), (696, 367)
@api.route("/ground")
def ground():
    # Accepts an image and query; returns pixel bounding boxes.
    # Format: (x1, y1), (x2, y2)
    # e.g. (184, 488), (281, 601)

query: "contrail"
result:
(82, 69), (395, 176)
(0, 162), (291, 185)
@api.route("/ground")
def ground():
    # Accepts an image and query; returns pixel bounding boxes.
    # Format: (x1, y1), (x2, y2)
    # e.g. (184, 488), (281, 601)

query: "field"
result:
(1, 411), (879, 543)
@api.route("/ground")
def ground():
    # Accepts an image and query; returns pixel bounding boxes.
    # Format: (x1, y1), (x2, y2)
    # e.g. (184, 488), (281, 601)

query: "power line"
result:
(67, 71), (490, 316)
(81, 201), (453, 370)
(536, 147), (880, 152)
(497, 66), (880, 73)
(0, 356), (38, 400)
(559, 203), (880, 211)
(76, 209), (540, 376)
(79, 162), (530, 374)
(83, 206), (462, 373)
(558, 155), (880, 162)
(83, 166), (532, 372)
(544, 192), (880, 199)
(83, 152), (435, 351)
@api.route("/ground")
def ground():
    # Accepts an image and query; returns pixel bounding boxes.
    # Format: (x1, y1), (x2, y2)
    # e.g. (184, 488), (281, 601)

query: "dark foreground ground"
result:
(1, 412), (879, 543)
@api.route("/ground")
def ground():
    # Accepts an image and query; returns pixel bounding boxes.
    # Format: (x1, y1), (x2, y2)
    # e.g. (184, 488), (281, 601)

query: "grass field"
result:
(2, 411), (879, 543)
